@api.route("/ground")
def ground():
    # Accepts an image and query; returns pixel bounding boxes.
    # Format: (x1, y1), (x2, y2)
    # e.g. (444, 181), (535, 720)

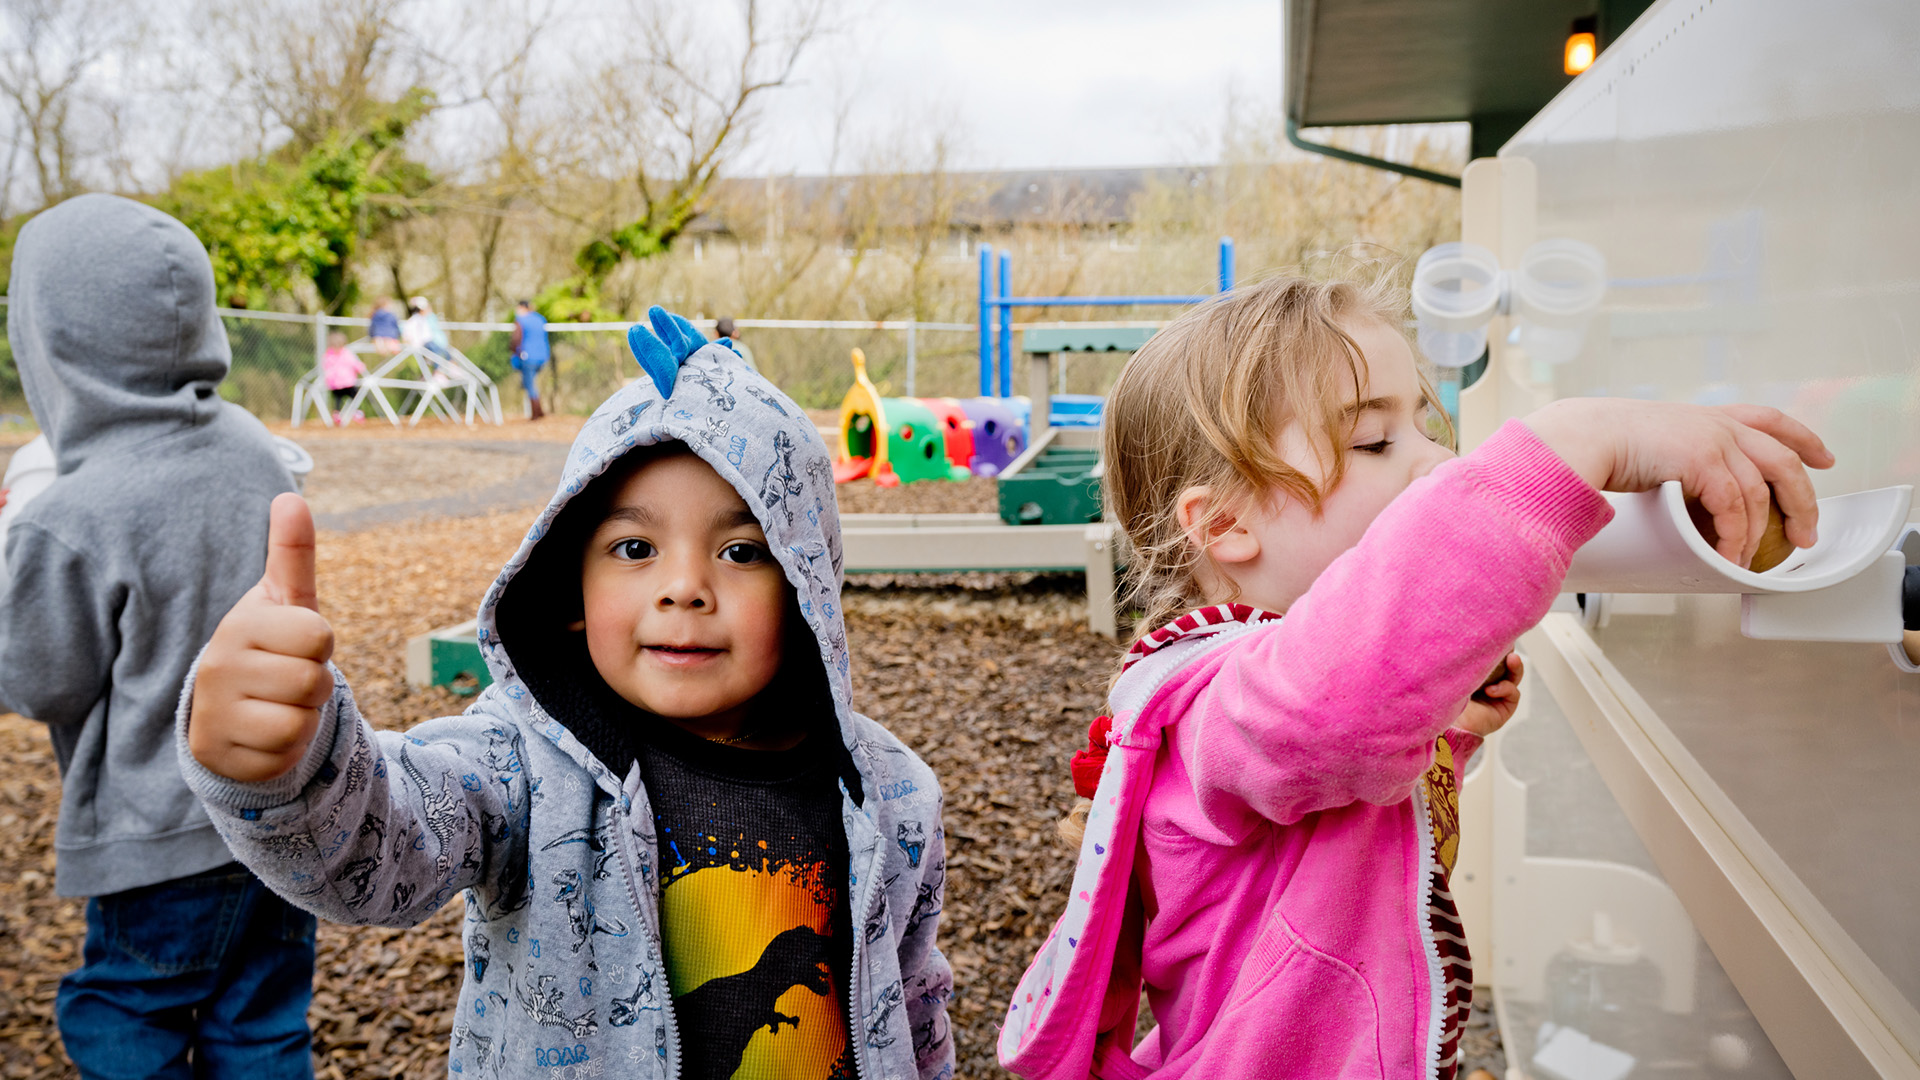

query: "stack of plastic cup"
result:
(1410, 242), (1503, 368)
(1512, 239), (1608, 365)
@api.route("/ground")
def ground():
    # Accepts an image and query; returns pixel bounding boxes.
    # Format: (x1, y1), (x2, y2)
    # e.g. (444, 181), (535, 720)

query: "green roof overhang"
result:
(1283, 0), (1655, 159)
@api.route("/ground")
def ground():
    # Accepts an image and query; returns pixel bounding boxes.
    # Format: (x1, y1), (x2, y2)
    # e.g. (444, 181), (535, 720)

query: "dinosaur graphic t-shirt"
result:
(639, 723), (857, 1080)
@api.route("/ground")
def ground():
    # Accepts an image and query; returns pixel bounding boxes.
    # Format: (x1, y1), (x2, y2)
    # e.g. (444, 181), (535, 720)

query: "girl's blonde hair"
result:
(1060, 274), (1448, 846)
(1104, 273), (1449, 638)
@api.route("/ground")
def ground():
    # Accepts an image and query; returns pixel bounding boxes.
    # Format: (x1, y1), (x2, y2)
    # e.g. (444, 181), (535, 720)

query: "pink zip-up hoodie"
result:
(1000, 421), (1614, 1080)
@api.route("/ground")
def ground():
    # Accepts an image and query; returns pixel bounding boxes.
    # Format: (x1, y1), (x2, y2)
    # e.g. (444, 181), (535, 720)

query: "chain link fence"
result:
(216, 313), (989, 422)
(0, 304), (328, 424)
(220, 311), (321, 418)
(521, 320), (984, 418)
(0, 303), (1149, 429)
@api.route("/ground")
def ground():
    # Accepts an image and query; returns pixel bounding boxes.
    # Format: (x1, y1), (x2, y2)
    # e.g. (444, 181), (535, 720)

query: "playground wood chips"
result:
(0, 424), (1512, 1078)
(0, 501), (1116, 1078)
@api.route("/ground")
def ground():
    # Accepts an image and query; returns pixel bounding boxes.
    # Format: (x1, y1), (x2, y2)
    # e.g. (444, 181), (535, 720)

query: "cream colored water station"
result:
(1434, 1), (1920, 1078)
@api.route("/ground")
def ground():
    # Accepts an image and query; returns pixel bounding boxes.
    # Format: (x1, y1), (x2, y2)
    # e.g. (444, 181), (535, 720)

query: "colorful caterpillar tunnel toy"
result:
(833, 348), (1033, 486)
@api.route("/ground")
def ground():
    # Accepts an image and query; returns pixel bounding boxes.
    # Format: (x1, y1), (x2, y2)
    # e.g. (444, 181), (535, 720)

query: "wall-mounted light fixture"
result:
(1565, 15), (1598, 76)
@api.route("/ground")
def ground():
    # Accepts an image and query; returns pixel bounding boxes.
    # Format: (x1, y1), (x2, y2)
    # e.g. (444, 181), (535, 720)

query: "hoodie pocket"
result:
(1219, 910), (1386, 1078)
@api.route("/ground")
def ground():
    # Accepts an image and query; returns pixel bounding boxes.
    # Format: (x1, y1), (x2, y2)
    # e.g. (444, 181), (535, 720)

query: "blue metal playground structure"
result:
(976, 237), (1237, 396)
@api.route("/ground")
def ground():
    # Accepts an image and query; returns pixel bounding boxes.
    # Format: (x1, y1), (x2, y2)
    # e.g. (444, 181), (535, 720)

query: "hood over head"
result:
(477, 340), (852, 748)
(8, 194), (233, 473)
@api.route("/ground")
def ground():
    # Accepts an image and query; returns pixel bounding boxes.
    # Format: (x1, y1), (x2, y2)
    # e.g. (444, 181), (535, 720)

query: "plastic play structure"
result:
(976, 236), (1234, 396)
(833, 347), (1040, 485)
(963, 397), (1027, 475)
(293, 337), (504, 428)
(821, 245), (1238, 635)
(833, 348), (973, 486)
(835, 230), (1237, 486)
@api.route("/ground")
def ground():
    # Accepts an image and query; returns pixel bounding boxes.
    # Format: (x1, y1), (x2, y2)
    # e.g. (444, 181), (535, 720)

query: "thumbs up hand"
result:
(188, 493), (338, 782)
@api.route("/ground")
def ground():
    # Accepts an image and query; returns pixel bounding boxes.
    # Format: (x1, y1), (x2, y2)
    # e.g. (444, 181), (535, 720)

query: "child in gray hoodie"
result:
(0, 194), (312, 1076)
(179, 310), (955, 1079)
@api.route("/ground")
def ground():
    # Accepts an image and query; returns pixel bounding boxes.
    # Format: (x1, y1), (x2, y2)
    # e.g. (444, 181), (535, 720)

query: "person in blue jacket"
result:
(368, 297), (402, 356)
(511, 299), (551, 419)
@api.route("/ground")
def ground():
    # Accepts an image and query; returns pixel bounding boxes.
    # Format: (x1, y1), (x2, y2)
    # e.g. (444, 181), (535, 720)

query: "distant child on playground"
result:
(368, 297), (403, 355)
(714, 316), (759, 374)
(510, 299), (550, 419)
(320, 331), (366, 422)
(404, 296), (454, 374)
(178, 309), (954, 1079)
(998, 275), (1832, 1080)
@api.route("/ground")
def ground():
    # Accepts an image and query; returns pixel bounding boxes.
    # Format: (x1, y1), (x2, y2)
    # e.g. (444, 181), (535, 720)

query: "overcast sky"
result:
(27, 0), (1289, 196)
(737, 0), (1284, 175)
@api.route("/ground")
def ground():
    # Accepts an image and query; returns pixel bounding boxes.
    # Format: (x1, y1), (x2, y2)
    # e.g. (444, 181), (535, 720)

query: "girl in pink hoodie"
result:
(998, 276), (1832, 1080)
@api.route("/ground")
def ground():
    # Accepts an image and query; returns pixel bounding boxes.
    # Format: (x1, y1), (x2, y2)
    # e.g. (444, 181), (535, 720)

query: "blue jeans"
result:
(513, 354), (544, 400)
(56, 863), (316, 1080)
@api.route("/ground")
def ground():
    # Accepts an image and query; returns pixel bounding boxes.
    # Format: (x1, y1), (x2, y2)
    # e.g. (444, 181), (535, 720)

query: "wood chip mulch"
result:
(299, 443), (552, 517)
(265, 415), (588, 445)
(835, 474), (1001, 516)
(0, 719), (72, 1078)
(0, 499), (1117, 1078)
(0, 423), (1510, 1078)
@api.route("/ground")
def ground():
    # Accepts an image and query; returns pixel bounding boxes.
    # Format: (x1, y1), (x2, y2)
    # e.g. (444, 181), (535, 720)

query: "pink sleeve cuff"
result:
(1443, 727), (1484, 768)
(1458, 420), (1614, 556)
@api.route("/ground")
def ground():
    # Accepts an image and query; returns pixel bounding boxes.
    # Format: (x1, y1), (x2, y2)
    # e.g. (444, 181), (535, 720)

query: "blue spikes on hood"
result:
(625, 305), (709, 400)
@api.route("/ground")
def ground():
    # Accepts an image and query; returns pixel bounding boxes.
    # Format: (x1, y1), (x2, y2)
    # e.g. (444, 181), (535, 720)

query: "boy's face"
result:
(574, 450), (791, 734)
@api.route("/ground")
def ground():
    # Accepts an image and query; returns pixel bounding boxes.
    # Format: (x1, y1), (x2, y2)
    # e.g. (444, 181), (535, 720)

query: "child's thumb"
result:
(262, 492), (319, 611)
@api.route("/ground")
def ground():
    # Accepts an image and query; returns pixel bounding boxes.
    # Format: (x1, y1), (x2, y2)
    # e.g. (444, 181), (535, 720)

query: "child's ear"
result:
(1175, 485), (1261, 566)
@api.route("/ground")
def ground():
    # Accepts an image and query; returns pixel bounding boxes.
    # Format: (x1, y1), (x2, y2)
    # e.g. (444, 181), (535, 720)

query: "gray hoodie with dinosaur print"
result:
(176, 340), (954, 1080)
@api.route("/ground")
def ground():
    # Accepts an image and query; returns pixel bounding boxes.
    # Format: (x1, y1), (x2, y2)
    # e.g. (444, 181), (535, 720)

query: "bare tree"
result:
(570, 0), (834, 282)
(207, 0), (545, 147)
(0, 0), (137, 212)
(204, 0), (413, 155)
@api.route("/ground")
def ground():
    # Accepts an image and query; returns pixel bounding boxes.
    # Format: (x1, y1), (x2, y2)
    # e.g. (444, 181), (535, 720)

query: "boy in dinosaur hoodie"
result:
(177, 310), (954, 1079)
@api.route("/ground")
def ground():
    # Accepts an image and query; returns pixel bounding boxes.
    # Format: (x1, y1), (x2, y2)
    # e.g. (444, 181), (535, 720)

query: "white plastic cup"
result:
(1410, 242), (1503, 332)
(1511, 239), (1607, 365)
(1417, 324), (1490, 368)
(1517, 322), (1588, 366)
(1512, 238), (1607, 329)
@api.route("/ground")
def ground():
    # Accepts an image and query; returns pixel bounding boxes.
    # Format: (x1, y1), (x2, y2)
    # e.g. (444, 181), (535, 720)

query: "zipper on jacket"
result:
(1412, 791), (1446, 1080)
(612, 800), (683, 1080)
(848, 772), (890, 1076)
(847, 837), (884, 1080)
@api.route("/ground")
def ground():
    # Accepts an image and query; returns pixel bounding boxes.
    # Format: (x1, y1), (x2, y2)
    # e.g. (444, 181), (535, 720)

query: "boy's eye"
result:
(613, 538), (656, 561)
(1353, 439), (1393, 455)
(719, 542), (770, 566)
